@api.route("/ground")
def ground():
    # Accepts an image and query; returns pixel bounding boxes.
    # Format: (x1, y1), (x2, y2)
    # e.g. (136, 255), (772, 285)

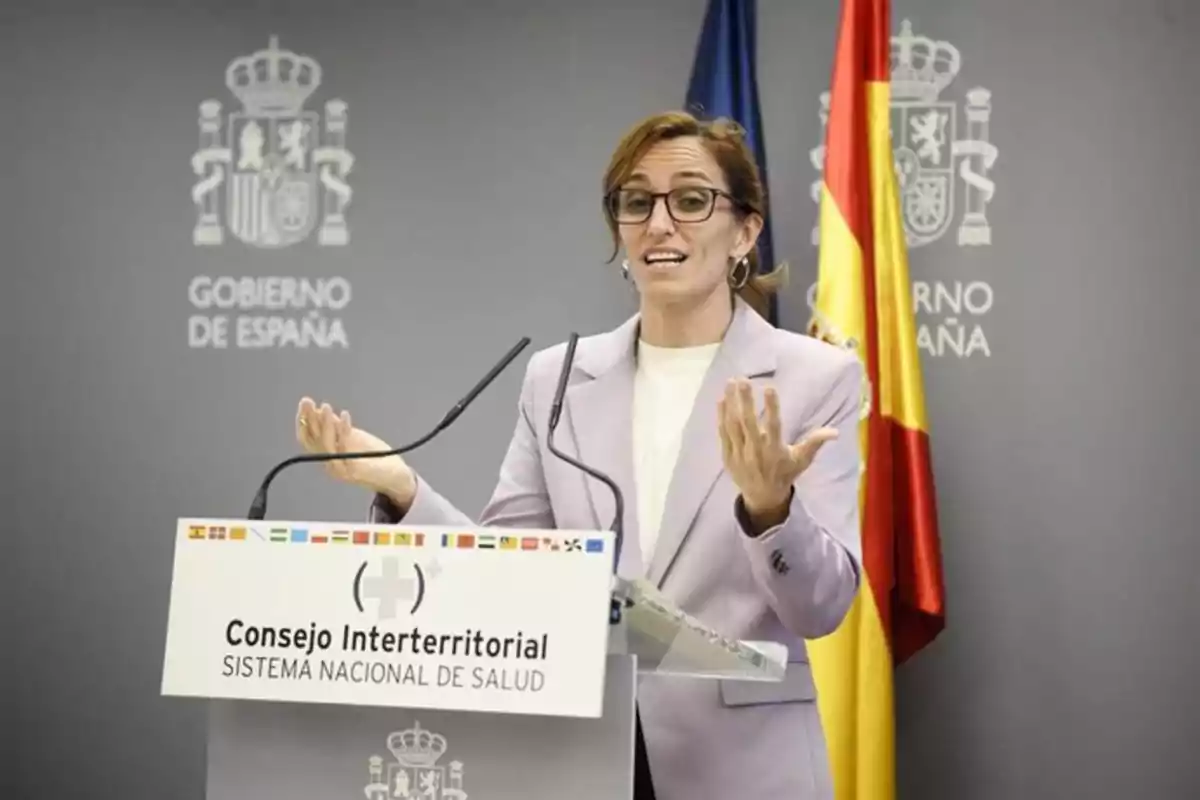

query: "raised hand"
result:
(718, 379), (838, 522)
(295, 397), (416, 507)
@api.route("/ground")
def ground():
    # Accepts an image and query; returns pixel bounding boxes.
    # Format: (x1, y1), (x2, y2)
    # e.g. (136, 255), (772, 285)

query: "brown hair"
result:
(601, 110), (787, 318)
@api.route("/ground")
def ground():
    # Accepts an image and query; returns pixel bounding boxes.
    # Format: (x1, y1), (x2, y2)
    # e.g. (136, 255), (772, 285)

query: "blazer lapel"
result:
(644, 300), (778, 587)
(563, 316), (644, 579)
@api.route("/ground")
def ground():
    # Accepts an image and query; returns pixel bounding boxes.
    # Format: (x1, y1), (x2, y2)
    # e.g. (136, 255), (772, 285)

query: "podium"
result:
(161, 517), (787, 799)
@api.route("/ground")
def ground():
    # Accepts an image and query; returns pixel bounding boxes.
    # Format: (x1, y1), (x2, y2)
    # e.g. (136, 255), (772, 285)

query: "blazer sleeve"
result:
(734, 356), (865, 639)
(369, 356), (555, 530)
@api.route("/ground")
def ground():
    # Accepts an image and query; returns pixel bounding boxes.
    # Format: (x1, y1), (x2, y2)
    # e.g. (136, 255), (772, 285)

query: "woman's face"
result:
(611, 136), (760, 308)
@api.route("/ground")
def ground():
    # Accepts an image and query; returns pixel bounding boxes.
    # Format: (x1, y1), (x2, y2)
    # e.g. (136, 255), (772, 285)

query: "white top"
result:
(632, 339), (720, 570)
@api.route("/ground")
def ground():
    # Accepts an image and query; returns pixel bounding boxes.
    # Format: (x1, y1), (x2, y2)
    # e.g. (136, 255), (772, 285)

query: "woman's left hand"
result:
(718, 378), (839, 527)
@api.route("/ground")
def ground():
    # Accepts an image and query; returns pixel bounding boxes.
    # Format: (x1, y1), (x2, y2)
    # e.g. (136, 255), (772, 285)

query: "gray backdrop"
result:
(6, 0), (1199, 797)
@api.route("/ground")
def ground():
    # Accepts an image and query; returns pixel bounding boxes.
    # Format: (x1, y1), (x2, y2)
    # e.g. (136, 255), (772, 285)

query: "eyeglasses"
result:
(605, 186), (739, 224)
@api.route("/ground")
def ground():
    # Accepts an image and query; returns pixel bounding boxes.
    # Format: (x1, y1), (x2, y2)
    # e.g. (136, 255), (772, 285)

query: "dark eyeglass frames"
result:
(605, 186), (741, 224)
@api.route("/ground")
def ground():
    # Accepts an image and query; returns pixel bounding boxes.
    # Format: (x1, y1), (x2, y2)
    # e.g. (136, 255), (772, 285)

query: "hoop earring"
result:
(728, 256), (751, 290)
(621, 259), (631, 281)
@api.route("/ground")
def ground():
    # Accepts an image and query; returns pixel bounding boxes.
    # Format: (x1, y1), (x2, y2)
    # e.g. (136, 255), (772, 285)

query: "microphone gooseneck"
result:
(544, 333), (626, 583)
(246, 336), (533, 520)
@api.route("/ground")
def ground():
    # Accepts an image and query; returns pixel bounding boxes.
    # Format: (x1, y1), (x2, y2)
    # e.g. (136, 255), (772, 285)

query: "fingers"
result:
(296, 398), (350, 470)
(790, 426), (839, 468)
(314, 403), (342, 478)
(805, 426), (840, 447)
(737, 381), (759, 447)
(721, 382), (747, 454)
(296, 397), (319, 449)
(721, 379), (766, 462)
(717, 396), (734, 465)
(318, 403), (338, 453)
(764, 387), (782, 448)
(716, 379), (836, 482)
(727, 379), (771, 464)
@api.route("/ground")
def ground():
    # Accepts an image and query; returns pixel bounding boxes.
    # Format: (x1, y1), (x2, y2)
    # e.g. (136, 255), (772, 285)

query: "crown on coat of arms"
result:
(387, 721), (448, 767)
(890, 19), (961, 103)
(225, 35), (321, 116)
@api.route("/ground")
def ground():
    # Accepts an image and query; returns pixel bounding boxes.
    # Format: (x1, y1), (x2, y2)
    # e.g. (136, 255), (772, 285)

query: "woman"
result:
(297, 111), (863, 800)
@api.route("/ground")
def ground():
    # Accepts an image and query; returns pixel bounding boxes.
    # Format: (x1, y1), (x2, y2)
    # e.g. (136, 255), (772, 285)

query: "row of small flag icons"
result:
(439, 532), (604, 554)
(189, 525), (427, 546)
(188, 525), (605, 554)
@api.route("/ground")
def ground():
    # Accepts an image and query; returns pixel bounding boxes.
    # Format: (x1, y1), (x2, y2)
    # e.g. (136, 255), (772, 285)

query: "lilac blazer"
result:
(371, 297), (863, 800)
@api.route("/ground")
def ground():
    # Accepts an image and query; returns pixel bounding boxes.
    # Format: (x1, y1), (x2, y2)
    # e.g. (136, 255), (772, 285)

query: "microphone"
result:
(545, 333), (626, 583)
(246, 336), (532, 520)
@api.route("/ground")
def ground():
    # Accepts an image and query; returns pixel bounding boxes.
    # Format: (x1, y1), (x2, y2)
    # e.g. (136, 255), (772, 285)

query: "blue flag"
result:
(685, 0), (778, 325)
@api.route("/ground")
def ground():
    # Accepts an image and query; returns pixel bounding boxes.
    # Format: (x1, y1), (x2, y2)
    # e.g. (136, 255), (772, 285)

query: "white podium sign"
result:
(161, 518), (615, 718)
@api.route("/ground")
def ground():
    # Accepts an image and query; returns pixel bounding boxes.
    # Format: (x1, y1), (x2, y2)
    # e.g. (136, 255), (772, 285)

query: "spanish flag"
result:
(805, 1), (947, 798)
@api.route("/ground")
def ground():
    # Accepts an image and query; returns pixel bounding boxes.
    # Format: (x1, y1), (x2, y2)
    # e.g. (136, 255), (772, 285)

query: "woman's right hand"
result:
(295, 397), (417, 510)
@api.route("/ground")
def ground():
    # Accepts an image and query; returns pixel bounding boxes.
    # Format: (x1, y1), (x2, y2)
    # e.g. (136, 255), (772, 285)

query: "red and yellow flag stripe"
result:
(806, 0), (947, 797)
